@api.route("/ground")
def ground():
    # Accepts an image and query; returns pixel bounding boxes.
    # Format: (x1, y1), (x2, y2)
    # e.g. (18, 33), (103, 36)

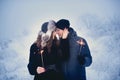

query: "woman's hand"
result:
(53, 31), (60, 40)
(36, 66), (45, 74)
(52, 31), (57, 39)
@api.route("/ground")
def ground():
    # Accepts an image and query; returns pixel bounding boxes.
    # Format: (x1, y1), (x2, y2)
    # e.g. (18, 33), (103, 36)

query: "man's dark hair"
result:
(56, 19), (70, 30)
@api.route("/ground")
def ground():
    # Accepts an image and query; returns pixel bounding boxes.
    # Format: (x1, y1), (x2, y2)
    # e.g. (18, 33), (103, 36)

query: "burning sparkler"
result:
(77, 39), (85, 55)
(40, 50), (44, 67)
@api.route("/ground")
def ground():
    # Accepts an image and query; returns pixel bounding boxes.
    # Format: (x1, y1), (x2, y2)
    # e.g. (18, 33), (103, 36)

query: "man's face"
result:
(55, 28), (63, 38)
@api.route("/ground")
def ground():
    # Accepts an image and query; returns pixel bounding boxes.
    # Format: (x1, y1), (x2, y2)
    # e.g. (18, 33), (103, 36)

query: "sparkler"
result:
(77, 39), (85, 55)
(40, 50), (44, 67)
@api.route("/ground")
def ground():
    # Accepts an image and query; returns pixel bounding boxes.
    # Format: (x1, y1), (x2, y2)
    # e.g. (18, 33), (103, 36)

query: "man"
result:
(55, 19), (92, 80)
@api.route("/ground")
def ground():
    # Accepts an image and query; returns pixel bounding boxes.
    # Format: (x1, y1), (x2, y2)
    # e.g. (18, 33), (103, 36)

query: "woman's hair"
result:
(35, 31), (56, 53)
(35, 34), (42, 48)
(34, 20), (59, 53)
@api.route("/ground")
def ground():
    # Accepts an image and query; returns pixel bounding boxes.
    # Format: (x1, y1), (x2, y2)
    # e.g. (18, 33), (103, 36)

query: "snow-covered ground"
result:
(0, 0), (120, 80)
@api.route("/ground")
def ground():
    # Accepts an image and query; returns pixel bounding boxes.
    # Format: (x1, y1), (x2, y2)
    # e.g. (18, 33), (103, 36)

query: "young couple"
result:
(27, 19), (92, 80)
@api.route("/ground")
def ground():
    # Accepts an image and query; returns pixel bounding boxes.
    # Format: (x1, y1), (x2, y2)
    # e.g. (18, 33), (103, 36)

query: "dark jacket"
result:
(58, 28), (92, 80)
(27, 43), (63, 80)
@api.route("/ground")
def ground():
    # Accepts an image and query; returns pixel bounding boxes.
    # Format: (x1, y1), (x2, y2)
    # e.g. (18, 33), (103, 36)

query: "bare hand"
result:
(52, 31), (57, 39)
(36, 66), (45, 74)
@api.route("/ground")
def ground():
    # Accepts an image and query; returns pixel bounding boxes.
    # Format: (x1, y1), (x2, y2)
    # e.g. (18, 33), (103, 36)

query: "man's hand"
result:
(62, 28), (69, 39)
(36, 66), (45, 74)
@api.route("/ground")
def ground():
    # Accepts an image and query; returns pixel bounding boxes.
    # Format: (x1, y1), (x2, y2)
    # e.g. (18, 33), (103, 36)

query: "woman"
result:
(27, 20), (62, 80)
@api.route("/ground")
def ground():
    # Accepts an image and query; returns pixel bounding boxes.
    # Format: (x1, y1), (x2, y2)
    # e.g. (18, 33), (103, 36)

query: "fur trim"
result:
(39, 20), (56, 48)
(47, 20), (56, 32)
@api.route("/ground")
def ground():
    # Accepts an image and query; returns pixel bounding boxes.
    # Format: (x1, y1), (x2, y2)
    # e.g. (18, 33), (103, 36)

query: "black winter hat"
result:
(56, 19), (70, 30)
(41, 22), (48, 33)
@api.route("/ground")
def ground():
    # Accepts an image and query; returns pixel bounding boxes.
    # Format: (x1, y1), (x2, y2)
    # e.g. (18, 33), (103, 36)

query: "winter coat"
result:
(27, 43), (63, 80)
(58, 28), (92, 80)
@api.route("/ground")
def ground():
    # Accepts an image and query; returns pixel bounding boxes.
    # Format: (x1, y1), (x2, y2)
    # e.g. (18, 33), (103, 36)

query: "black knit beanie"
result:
(56, 19), (70, 30)
(41, 22), (48, 33)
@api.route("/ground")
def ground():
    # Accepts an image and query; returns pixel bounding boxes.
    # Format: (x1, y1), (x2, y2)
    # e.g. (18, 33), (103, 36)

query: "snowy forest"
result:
(0, 0), (120, 80)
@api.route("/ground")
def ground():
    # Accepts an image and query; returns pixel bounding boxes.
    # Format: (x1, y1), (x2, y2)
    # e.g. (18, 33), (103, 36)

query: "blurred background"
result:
(0, 0), (120, 80)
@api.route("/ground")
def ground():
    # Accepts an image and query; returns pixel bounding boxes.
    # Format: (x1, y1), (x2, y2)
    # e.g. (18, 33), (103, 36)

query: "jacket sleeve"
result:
(82, 39), (92, 67)
(27, 44), (38, 75)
